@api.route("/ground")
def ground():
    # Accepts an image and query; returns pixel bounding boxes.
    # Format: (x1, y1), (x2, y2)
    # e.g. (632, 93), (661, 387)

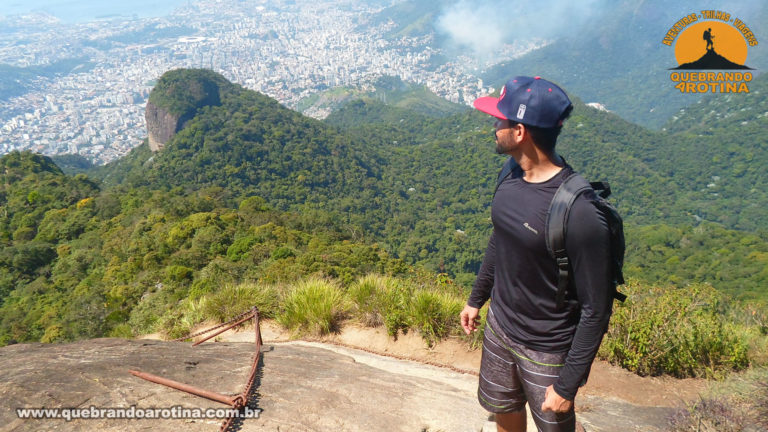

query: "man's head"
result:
(474, 76), (572, 154)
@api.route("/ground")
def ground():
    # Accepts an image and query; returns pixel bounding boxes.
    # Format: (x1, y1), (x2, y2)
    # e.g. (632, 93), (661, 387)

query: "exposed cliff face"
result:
(144, 69), (229, 152)
(145, 101), (182, 152)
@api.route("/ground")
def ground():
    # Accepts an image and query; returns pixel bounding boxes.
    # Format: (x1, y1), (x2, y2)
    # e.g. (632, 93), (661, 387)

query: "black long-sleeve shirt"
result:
(468, 162), (613, 401)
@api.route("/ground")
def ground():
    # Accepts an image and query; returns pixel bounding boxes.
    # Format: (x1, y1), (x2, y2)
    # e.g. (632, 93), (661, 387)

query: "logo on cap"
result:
(516, 104), (526, 120)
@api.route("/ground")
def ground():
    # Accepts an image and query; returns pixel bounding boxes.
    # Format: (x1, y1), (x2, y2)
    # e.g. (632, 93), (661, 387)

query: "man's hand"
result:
(460, 305), (481, 335)
(541, 385), (573, 413)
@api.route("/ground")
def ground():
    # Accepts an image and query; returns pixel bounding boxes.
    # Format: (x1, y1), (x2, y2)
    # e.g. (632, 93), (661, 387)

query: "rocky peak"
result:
(145, 69), (229, 152)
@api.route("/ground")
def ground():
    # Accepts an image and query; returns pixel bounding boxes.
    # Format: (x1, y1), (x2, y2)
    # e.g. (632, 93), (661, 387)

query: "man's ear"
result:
(513, 123), (527, 142)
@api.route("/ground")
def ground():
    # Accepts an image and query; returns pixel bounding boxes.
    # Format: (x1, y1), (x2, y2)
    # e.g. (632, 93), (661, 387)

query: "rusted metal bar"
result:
(128, 370), (245, 408)
(172, 308), (255, 342)
(192, 311), (256, 346)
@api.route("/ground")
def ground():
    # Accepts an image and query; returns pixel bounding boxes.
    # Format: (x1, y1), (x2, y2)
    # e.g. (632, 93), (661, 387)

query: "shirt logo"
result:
(523, 222), (539, 235)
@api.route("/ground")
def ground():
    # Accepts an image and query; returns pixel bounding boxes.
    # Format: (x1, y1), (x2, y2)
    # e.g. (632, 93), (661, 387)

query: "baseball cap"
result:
(474, 76), (572, 128)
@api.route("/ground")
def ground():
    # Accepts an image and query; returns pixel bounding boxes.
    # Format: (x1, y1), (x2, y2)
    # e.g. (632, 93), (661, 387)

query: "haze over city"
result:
(1, 0), (546, 164)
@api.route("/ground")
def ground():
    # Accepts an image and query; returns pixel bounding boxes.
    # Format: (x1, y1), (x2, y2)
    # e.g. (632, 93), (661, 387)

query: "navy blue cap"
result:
(474, 76), (572, 128)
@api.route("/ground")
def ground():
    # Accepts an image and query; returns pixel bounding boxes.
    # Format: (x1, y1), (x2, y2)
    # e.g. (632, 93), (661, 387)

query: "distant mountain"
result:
(298, 75), (467, 119)
(621, 72), (768, 231)
(145, 69), (231, 151)
(0, 59), (94, 102)
(363, 0), (451, 41)
(477, 1), (767, 129)
(673, 49), (752, 70)
(96, 69), (386, 231)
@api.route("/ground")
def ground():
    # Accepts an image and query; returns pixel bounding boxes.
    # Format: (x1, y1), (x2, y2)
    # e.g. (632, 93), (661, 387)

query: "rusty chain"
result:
(218, 309), (262, 432)
(170, 307), (257, 342)
(131, 307), (263, 432)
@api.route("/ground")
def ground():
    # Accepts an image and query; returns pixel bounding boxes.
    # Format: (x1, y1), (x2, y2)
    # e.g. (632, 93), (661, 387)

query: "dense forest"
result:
(1, 68), (767, 348)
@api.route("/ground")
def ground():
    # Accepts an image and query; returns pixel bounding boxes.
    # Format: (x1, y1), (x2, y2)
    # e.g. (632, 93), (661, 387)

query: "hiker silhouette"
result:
(703, 28), (714, 51)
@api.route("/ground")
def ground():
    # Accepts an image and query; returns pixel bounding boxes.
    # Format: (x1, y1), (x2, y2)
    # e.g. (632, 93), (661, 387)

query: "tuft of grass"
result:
(347, 274), (394, 327)
(347, 274), (413, 338)
(667, 368), (768, 431)
(410, 289), (464, 347)
(277, 278), (348, 336)
(202, 282), (279, 321)
(348, 274), (469, 346)
(158, 297), (208, 339)
(667, 396), (747, 432)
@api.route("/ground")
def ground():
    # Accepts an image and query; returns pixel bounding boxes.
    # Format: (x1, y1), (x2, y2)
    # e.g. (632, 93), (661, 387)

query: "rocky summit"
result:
(0, 338), (496, 432)
(0, 336), (693, 432)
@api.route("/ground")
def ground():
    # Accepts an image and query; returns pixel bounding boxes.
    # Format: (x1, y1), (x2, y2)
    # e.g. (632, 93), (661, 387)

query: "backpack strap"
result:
(589, 181), (611, 199)
(546, 173), (593, 310)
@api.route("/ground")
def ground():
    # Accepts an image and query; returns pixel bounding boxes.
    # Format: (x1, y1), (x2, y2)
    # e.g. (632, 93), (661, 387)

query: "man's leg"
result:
(511, 343), (575, 432)
(495, 410), (526, 432)
(477, 308), (528, 429)
(481, 310), (576, 432)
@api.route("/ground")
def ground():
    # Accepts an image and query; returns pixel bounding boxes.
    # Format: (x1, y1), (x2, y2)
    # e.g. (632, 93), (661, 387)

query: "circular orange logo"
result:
(675, 21), (748, 66)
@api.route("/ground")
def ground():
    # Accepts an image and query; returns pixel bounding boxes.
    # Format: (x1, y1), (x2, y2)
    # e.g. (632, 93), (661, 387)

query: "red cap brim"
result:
(473, 96), (506, 119)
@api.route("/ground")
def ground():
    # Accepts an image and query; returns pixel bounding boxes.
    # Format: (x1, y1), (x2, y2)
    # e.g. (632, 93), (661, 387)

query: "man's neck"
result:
(513, 149), (564, 184)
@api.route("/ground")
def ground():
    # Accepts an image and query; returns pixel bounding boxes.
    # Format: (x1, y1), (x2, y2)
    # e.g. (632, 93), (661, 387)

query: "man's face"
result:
(493, 118), (519, 155)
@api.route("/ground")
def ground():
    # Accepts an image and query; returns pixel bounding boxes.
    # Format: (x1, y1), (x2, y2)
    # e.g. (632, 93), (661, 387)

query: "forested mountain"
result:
(620, 73), (768, 231)
(0, 150), (407, 345)
(297, 75), (467, 119)
(479, 0), (767, 129)
(80, 69), (768, 293)
(2, 67), (767, 346)
(366, 0), (767, 128)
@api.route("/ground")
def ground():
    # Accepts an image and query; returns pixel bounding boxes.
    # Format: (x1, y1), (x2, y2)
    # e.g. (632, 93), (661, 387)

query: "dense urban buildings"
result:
(0, 0), (541, 164)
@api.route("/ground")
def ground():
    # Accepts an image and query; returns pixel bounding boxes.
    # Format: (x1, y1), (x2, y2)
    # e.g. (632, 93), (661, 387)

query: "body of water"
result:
(2, 0), (193, 23)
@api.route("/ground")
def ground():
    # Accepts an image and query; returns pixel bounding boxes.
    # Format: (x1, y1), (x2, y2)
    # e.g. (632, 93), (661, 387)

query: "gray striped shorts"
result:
(478, 307), (576, 432)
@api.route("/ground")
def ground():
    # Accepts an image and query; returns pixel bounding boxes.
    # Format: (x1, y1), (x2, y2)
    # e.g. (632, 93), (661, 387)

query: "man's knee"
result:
(494, 409), (527, 432)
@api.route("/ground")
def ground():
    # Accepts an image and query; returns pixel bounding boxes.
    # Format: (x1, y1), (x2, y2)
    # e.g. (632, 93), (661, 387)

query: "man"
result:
(460, 76), (613, 432)
(704, 28), (714, 51)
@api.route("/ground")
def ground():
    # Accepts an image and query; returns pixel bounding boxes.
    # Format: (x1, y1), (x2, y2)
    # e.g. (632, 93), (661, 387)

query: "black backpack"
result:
(495, 158), (626, 309)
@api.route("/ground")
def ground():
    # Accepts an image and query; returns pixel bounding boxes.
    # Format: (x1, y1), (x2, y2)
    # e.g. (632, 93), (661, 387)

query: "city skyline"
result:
(0, 0), (540, 164)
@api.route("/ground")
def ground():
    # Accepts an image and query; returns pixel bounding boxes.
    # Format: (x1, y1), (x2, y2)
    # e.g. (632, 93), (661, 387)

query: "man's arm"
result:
(469, 230), (495, 308)
(552, 198), (614, 401)
(461, 231), (496, 334)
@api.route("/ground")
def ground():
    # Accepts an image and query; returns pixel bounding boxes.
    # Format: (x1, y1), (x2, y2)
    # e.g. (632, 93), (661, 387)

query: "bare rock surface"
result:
(0, 338), (498, 432)
(0, 336), (697, 432)
(145, 102), (182, 152)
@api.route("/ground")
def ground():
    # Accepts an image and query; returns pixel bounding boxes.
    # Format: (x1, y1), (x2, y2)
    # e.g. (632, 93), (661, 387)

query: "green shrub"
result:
(108, 323), (135, 339)
(226, 235), (258, 261)
(277, 278), (347, 336)
(158, 298), (208, 339)
(347, 274), (398, 327)
(164, 265), (194, 283)
(600, 281), (750, 378)
(271, 246), (295, 260)
(410, 289), (463, 347)
(202, 282), (279, 321)
(380, 278), (414, 338)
